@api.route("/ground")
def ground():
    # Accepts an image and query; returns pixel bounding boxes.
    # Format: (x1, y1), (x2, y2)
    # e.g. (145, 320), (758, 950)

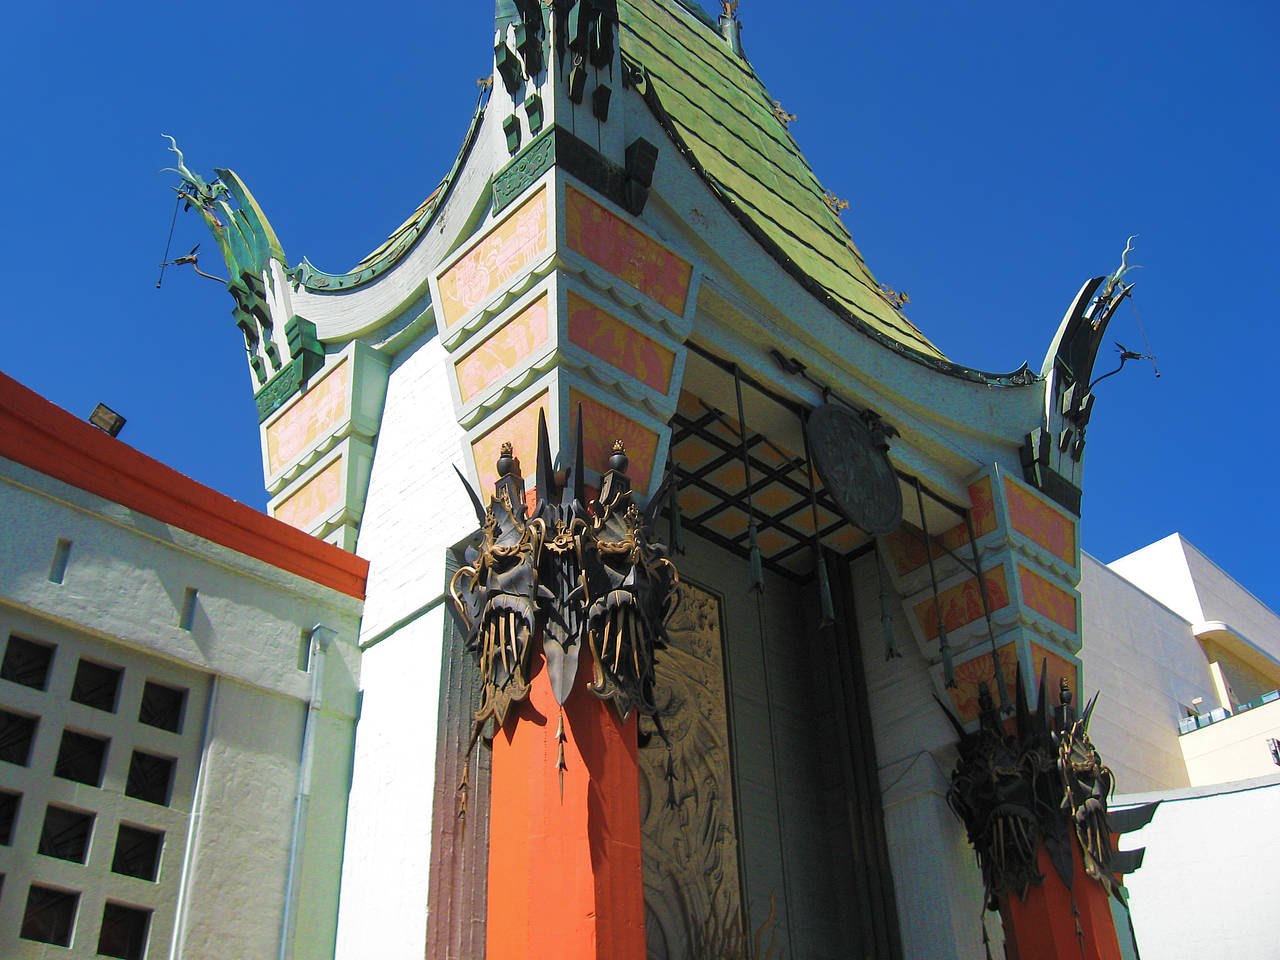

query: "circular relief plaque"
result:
(806, 404), (903, 535)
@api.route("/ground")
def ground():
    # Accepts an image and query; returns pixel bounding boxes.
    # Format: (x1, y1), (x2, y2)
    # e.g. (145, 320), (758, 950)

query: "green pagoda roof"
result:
(618, 0), (947, 361)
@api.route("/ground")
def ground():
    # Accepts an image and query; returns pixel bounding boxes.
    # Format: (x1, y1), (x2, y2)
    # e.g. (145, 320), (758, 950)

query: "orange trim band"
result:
(0, 372), (369, 599)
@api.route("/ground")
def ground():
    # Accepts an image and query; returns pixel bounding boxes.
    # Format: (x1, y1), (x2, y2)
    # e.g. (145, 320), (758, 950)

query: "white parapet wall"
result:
(1114, 775), (1280, 960)
(0, 375), (364, 960)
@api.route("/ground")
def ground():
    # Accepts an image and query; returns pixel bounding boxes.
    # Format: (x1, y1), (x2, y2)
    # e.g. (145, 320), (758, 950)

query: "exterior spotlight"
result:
(88, 403), (126, 437)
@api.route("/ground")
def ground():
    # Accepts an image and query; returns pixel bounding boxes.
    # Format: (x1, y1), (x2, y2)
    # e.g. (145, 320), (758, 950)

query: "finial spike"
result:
(573, 404), (585, 505)
(454, 465), (487, 524)
(536, 408), (557, 507)
(1036, 657), (1050, 731)
(1014, 658), (1031, 739)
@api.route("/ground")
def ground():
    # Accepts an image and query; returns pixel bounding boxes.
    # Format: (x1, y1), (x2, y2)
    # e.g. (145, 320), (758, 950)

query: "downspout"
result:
(170, 675), (221, 959)
(279, 624), (336, 960)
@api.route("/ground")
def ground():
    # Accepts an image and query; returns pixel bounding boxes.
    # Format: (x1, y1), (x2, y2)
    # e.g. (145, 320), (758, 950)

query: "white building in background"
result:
(0, 372), (367, 960)
(1080, 534), (1280, 960)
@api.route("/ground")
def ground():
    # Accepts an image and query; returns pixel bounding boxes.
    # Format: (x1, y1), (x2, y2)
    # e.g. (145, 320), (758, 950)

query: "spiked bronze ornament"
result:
(946, 661), (1125, 913)
(450, 410), (681, 744)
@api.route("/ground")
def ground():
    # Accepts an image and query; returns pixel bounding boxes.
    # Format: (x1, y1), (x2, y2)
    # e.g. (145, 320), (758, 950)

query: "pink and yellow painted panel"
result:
(564, 188), (692, 315)
(266, 359), (351, 475)
(569, 389), (660, 497)
(1005, 478), (1076, 566)
(913, 566), (1011, 642)
(1027, 642), (1079, 704)
(566, 292), (674, 394)
(454, 296), (551, 403)
(439, 188), (549, 327)
(470, 392), (550, 496)
(883, 526), (950, 578)
(273, 457), (344, 531)
(969, 476), (997, 538)
(948, 644), (1020, 725)
(882, 477), (998, 578)
(1018, 565), (1078, 632)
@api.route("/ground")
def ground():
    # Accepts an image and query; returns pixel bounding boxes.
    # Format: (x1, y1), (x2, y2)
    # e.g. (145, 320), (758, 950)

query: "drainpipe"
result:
(279, 624), (336, 960)
(170, 675), (221, 959)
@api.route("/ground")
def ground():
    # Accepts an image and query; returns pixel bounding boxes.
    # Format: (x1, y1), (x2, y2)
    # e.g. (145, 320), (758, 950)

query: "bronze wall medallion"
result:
(805, 404), (903, 535)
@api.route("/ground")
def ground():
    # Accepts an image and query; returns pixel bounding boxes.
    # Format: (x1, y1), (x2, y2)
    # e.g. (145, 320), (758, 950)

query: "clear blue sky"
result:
(2, 1), (1277, 610)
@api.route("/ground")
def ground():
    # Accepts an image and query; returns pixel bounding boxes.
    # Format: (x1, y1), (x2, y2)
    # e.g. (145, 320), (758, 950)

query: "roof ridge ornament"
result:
(718, 0), (744, 55)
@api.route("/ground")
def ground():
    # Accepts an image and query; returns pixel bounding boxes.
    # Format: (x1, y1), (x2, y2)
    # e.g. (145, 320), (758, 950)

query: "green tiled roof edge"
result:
(286, 91), (490, 293)
(619, 0), (1036, 387)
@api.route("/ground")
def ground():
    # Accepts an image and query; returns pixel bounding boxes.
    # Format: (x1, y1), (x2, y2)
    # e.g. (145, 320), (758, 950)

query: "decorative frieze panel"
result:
(470, 391), (551, 497)
(908, 563), (1013, 653)
(1017, 564), (1079, 634)
(265, 357), (352, 476)
(940, 640), (1080, 727)
(886, 463), (1085, 724)
(566, 291), (674, 395)
(437, 187), (550, 329)
(568, 388), (661, 498)
(438, 161), (695, 520)
(640, 582), (743, 960)
(1004, 477), (1076, 568)
(266, 437), (374, 550)
(273, 457), (345, 530)
(454, 295), (551, 404)
(881, 475), (996, 597)
(563, 186), (692, 317)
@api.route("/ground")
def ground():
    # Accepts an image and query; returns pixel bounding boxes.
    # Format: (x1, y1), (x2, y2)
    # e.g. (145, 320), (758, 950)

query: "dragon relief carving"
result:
(639, 583), (744, 960)
(449, 410), (680, 751)
(946, 662), (1121, 913)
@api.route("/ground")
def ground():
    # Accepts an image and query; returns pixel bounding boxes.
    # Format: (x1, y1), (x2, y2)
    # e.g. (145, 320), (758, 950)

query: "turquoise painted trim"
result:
(493, 127), (556, 213)
(256, 360), (304, 422)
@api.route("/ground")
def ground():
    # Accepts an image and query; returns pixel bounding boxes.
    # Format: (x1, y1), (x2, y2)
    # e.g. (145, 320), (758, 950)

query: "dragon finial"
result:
(1104, 235), (1142, 296)
(721, 0), (739, 18)
(159, 134), (228, 205)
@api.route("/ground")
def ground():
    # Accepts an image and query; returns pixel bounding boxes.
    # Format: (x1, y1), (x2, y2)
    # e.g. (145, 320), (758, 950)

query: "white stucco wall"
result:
(1115, 776), (1280, 960)
(1180, 538), (1280, 662)
(0, 455), (361, 960)
(335, 331), (478, 960)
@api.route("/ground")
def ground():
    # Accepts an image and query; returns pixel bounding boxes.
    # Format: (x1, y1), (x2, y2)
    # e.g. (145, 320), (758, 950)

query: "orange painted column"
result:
(485, 647), (645, 960)
(1000, 843), (1122, 960)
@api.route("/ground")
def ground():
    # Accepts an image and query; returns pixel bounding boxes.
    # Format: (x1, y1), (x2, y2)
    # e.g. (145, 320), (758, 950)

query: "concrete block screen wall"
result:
(0, 622), (206, 959)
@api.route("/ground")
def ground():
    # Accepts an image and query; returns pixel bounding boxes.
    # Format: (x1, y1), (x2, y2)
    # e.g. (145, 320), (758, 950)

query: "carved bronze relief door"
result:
(640, 581), (744, 960)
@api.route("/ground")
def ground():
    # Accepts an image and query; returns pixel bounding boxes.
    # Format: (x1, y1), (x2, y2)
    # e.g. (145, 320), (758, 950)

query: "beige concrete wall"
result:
(1078, 554), (1213, 793)
(1179, 698), (1280, 785)
(1181, 538), (1280, 661)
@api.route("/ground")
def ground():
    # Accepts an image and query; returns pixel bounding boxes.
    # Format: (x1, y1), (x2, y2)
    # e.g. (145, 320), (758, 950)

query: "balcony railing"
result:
(1178, 689), (1280, 735)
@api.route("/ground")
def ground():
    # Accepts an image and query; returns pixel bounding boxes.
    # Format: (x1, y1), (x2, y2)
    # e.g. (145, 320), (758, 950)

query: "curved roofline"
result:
(286, 89), (490, 294)
(627, 62), (1036, 388)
